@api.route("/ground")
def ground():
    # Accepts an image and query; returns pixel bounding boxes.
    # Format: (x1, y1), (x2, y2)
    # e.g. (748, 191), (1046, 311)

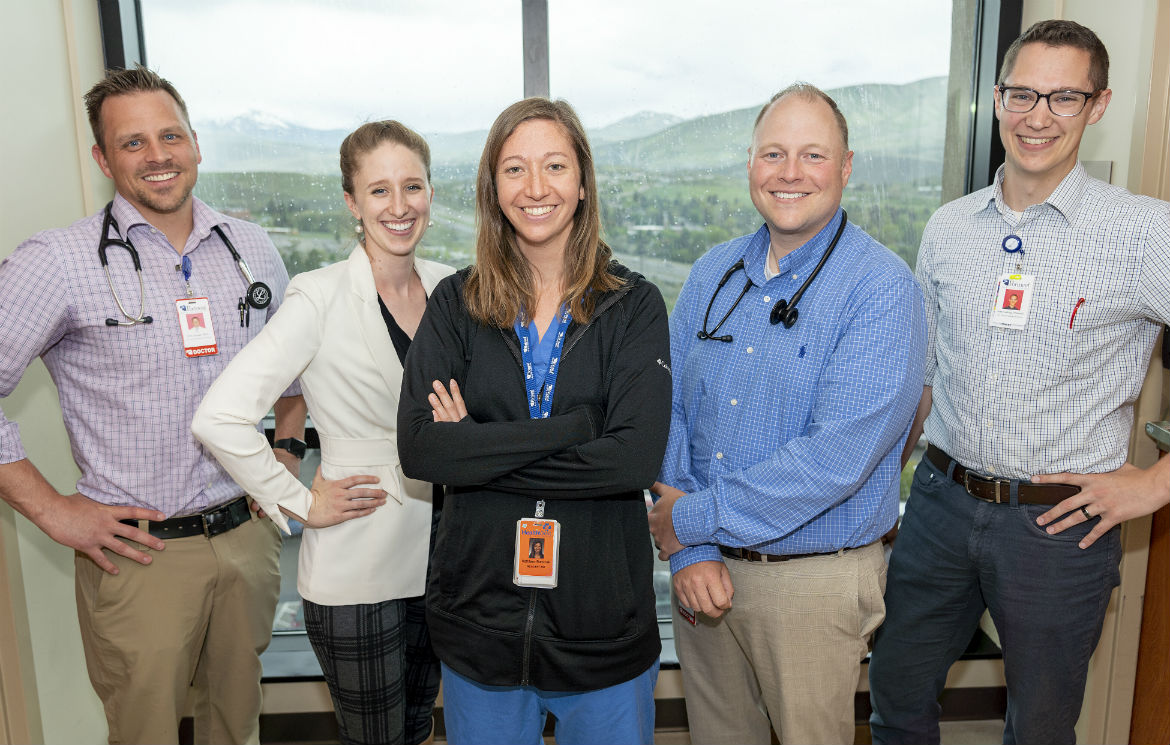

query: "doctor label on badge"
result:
(989, 274), (1035, 329)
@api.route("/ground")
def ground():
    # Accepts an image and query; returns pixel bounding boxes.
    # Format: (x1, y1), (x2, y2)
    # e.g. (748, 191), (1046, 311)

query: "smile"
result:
(143, 172), (179, 182)
(522, 206), (555, 216)
(771, 191), (809, 200)
(382, 219), (416, 232)
(1019, 136), (1055, 145)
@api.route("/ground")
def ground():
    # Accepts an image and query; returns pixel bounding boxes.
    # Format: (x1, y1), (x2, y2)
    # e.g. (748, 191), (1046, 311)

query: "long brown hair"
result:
(464, 98), (621, 327)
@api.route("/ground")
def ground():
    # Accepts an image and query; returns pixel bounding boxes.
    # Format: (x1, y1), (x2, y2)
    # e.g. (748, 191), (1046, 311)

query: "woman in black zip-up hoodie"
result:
(398, 98), (670, 745)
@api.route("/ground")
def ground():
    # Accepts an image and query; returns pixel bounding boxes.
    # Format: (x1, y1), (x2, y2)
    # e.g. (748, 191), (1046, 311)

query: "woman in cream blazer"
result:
(193, 121), (454, 745)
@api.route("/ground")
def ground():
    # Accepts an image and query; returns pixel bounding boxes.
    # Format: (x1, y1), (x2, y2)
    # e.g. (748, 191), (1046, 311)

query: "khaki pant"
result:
(674, 541), (886, 745)
(74, 510), (281, 745)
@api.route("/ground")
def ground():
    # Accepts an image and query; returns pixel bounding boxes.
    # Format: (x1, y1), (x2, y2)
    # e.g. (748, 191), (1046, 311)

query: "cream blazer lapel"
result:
(349, 247), (453, 398)
(349, 248), (403, 399)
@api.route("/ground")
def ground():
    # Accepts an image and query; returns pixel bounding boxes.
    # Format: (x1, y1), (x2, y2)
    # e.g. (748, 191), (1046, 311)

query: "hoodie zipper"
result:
(507, 280), (637, 686)
(520, 587), (539, 686)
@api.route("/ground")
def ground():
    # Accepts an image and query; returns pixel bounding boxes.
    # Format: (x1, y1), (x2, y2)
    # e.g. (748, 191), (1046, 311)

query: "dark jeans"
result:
(868, 457), (1121, 745)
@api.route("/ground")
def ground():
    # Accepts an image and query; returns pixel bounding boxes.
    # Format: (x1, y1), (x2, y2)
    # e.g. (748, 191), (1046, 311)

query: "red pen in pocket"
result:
(1068, 297), (1085, 328)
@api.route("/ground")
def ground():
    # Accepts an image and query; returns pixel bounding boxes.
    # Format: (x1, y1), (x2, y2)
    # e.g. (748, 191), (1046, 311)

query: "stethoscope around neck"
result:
(98, 202), (271, 326)
(697, 210), (848, 342)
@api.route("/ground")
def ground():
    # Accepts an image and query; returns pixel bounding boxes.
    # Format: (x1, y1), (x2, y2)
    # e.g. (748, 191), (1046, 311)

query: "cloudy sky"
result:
(142, 0), (952, 132)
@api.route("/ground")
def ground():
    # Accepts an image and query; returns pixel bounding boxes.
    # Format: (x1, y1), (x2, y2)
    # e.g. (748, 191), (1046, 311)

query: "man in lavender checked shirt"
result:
(0, 66), (305, 744)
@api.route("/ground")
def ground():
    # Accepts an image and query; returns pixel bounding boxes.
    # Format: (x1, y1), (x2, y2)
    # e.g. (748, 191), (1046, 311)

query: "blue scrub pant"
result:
(439, 659), (658, 745)
(868, 457), (1121, 745)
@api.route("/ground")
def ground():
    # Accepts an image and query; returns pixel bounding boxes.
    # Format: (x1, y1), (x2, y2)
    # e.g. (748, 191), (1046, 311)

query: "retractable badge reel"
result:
(989, 235), (1035, 330)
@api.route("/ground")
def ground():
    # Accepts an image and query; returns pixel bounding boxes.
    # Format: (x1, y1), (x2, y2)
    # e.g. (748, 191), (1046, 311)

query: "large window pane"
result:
(139, 0), (956, 656)
(550, 0), (952, 309)
(142, 0), (521, 275)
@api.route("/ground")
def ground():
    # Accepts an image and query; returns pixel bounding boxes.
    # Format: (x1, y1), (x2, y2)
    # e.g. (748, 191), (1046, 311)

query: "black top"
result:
(397, 263), (671, 691)
(377, 294), (414, 366)
(377, 293), (443, 509)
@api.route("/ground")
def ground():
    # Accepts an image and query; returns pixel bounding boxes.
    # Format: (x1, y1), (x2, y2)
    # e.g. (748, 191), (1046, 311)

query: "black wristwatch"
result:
(272, 437), (307, 459)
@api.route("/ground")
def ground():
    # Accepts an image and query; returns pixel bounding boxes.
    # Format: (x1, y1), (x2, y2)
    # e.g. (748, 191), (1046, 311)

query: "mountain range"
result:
(193, 76), (946, 186)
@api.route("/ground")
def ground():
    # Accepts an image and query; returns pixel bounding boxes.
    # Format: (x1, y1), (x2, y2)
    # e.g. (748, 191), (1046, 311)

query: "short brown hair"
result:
(339, 120), (432, 196)
(464, 98), (621, 328)
(999, 20), (1109, 92)
(752, 82), (850, 151)
(84, 65), (191, 152)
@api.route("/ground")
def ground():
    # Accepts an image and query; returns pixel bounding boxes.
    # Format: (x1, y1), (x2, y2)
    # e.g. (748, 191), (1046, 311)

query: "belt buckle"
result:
(201, 503), (225, 538)
(963, 471), (1006, 503)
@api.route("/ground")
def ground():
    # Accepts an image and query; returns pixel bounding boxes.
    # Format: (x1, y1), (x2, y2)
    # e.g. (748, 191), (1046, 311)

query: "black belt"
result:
(719, 546), (843, 563)
(925, 444), (1079, 505)
(119, 496), (252, 539)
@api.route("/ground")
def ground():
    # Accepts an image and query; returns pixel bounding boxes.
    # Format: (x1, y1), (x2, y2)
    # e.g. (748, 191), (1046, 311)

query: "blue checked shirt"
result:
(660, 211), (927, 573)
(921, 163), (1170, 479)
(0, 195), (297, 516)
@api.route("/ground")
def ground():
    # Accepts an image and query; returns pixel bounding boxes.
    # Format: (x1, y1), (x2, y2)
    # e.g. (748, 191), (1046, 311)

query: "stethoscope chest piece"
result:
(245, 281), (272, 309)
(769, 299), (798, 328)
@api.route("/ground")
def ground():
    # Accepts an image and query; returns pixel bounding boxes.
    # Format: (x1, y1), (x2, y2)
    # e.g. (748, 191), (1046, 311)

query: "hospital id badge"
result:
(988, 274), (1035, 329)
(514, 517), (560, 588)
(175, 297), (218, 357)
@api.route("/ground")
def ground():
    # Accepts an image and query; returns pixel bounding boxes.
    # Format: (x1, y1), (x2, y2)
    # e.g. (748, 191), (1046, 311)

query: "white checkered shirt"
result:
(920, 163), (1170, 479)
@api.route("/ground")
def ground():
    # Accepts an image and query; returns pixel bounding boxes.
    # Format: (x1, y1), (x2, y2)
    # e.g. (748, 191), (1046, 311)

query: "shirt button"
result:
(791, 274), (798, 280)
(746, 347), (754, 354)
(730, 399), (738, 406)
(985, 419), (993, 428)
(715, 452), (724, 460)
(763, 296), (771, 303)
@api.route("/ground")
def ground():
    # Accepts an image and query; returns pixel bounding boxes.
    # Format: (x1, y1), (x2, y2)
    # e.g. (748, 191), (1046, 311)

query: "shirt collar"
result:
(110, 193), (229, 250)
(743, 208), (847, 286)
(977, 162), (1087, 226)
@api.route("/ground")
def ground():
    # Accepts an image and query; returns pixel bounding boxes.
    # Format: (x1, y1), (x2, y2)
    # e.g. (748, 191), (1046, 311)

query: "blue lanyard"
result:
(517, 305), (572, 419)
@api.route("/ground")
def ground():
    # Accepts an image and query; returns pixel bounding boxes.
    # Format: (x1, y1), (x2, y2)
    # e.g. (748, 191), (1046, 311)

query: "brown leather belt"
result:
(925, 444), (1079, 505)
(119, 496), (252, 539)
(719, 546), (843, 563)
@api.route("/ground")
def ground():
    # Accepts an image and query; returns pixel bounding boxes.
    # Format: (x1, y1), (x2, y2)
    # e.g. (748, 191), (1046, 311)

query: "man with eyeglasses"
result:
(868, 19), (1170, 745)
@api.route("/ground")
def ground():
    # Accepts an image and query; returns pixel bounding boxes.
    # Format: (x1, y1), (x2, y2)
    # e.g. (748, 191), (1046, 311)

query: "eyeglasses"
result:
(997, 86), (1096, 117)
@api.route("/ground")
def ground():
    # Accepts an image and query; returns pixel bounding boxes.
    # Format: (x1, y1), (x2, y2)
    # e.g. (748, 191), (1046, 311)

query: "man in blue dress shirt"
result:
(648, 83), (927, 745)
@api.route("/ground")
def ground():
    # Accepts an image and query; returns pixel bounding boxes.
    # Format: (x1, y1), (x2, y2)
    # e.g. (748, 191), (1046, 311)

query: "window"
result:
(124, 0), (972, 669)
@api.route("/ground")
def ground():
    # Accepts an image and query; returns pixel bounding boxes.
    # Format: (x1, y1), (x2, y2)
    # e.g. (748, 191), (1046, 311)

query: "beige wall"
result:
(1, 0), (110, 742)
(1022, 0), (1164, 191)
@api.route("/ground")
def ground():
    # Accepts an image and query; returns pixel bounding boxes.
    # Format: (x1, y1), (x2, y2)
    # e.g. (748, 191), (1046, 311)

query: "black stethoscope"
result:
(698, 210), (848, 342)
(98, 202), (272, 326)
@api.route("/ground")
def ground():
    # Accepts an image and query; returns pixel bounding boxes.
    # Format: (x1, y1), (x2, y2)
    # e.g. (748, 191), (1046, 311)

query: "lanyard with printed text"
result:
(517, 305), (571, 419)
